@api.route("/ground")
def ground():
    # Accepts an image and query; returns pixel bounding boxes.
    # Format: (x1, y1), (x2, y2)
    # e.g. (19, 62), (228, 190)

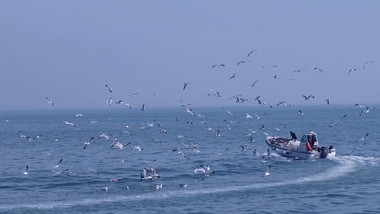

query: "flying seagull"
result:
(63, 121), (76, 127)
(247, 49), (258, 57)
(228, 73), (237, 80)
(105, 84), (112, 93)
(21, 165), (29, 175)
(302, 95), (315, 100)
(183, 83), (190, 90)
(45, 97), (54, 106)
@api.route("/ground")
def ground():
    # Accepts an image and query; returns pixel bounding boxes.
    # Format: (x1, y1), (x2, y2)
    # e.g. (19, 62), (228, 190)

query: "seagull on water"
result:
(21, 165), (29, 175)
(265, 165), (271, 176)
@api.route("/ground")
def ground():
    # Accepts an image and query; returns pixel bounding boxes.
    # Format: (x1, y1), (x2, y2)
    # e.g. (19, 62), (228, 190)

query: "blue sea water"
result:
(0, 106), (379, 214)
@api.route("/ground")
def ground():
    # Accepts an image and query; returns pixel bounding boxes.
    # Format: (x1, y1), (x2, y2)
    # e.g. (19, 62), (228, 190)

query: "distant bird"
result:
(313, 67), (324, 72)
(63, 121), (75, 127)
(89, 169), (100, 174)
(124, 103), (132, 109)
(237, 60), (249, 65)
(329, 114), (347, 127)
(228, 73), (237, 80)
(363, 61), (375, 69)
(106, 97), (112, 106)
(247, 49), (258, 57)
(45, 97), (54, 106)
(179, 184), (188, 188)
(54, 159), (63, 168)
(277, 101), (290, 106)
(131, 93), (138, 97)
(75, 113), (84, 117)
(83, 137), (95, 149)
(298, 110), (304, 115)
(302, 95), (315, 100)
(264, 165), (271, 176)
(254, 96), (262, 105)
(262, 102), (273, 108)
(194, 165), (211, 174)
(246, 113), (253, 119)
(212, 64), (225, 68)
(273, 74), (279, 79)
(105, 84), (112, 93)
(354, 133), (369, 142)
(348, 68), (357, 74)
(21, 165), (29, 175)
(101, 186), (109, 191)
(351, 141), (367, 156)
(325, 99), (330, 105)
(141, 104), (145, 111)
(249, 79), (260, 87)
(111, 139), (129, 150)
(115, 100), (123, 104)
(99, 133), (110, 141)
(183, 83), (190, 90)
(202, 171), (215, 180)
(151, 184), (163, 190)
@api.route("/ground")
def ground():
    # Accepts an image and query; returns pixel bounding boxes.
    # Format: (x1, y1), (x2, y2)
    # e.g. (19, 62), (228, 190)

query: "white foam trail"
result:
(1, 155), (378, 211)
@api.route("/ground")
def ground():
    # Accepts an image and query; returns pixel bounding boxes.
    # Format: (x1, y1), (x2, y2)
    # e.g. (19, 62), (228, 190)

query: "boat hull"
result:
(266, 138), (319, 160)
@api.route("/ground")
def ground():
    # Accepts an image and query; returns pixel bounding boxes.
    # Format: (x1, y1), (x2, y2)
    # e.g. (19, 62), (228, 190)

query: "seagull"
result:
(254, 96), (262, 105)
(99, 133), (110, 141)
(228, 73), (237, 80)
(106, 97), (112, 106)
(63, 121), (75, 127)
(131, 92), (138, 97)
(89, 169), (100, 174)
(325, 99), (330, 105)
(247, 49), (258, 57)
(248, 79), (260, 87)
(75, 113), (84, 117)
(105, 84), (112, 93)
(194, 165), (211, 174)
(264, 165), (271, 176)
(212, 64), (225, 68)
(111, 139), (128, 150)
(101, 186), (109, 191)
(201, 171), (215, 181)
(21, 165), (29, 175)
(83, 137), (95, 149)
(354, 133), (369, 143)
(329, 114), (347, 127)
(179, 184), (188, 188)
(151, 184), (163, 190)
(298, 110), (304, 115)
(302, 95), (315, 100)
(183, 83), (190, 90)
(115, 100), (123, 104)
(246, 113), (253, 119)
(277, 101), (290, 106)
(141, 104), (145, 111)
(54, 159), (63, 168)
(45, 97), (54, 106)
(363, 61), (375, 69)
(313, 67), (324, 72)
(351, 141), (367, 155)
(348, 68), (357, 74)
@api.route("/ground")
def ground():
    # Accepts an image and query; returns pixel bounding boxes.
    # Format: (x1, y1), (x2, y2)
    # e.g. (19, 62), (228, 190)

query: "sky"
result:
(1, 0), (379, 110)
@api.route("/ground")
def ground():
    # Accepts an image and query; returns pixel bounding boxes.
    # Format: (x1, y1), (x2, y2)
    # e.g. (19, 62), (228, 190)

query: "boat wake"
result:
(1, 155), (378, 212)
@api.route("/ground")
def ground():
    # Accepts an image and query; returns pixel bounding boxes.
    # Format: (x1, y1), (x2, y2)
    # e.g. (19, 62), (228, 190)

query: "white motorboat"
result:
(265, 131), (336, 160)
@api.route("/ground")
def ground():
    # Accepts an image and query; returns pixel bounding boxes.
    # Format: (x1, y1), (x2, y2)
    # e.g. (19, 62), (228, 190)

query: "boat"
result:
(265, 131), (336, 160)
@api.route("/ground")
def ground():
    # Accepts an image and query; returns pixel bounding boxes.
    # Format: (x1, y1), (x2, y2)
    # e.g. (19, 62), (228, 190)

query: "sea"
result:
(0, 105), (379, 214)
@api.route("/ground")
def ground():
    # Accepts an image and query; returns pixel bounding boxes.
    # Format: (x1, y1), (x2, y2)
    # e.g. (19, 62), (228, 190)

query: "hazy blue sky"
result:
(1, 1), (379, 110)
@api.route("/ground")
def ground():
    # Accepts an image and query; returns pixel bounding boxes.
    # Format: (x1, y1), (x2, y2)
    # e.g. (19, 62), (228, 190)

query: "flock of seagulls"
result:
(13, 48), (376, 194)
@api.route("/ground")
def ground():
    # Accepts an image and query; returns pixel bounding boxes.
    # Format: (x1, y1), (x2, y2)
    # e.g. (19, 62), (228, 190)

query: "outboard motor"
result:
(319, 146), (329, 159)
